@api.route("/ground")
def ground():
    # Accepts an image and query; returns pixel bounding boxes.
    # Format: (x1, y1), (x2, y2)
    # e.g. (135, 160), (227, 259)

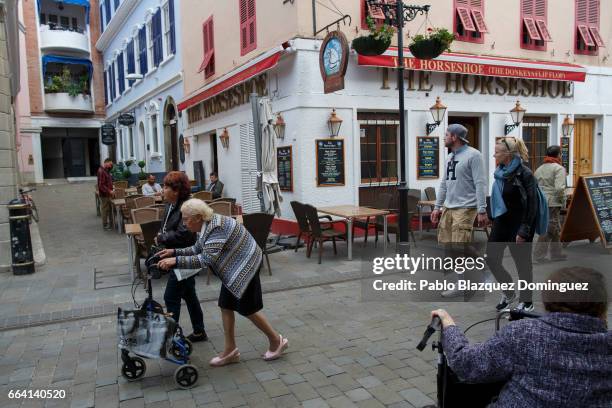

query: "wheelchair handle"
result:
(416, 316), (442, 352)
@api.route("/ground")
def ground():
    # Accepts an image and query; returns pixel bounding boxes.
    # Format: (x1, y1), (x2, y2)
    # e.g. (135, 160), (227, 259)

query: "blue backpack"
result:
(535, 184), (549, 235)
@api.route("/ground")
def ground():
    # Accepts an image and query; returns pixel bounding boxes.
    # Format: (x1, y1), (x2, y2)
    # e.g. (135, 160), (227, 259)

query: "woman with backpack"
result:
(488, 137), (539, 312)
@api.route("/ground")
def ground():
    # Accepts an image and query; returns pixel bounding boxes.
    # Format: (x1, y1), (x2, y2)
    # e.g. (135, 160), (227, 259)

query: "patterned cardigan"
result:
(174, 214), (262, 299)
(442, 312), (611, 407)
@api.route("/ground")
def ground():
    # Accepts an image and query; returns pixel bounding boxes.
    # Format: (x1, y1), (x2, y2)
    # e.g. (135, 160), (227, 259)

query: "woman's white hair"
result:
(180, 198), (214, 221)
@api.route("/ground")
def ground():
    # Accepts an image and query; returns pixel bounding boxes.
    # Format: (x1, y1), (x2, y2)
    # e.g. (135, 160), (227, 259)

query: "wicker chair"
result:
(113, 181), (128, 189)
(374, 194), (418, 246)
(290, 201), (336, 252)
(242, 213), (274, 275)
(134, 196), (156, 208)
(208, 201), (232, 216)
(135, 220), (162, 279)
(303, 204), (346, 264)
(114, 188), (126, 199)
(193, 191), (213, 201)
(131, 208), (159, 224)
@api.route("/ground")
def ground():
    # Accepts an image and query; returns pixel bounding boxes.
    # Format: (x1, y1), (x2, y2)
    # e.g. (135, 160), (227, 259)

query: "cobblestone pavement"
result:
(0, 182), (608, 407)
(0, 278), (499, 408)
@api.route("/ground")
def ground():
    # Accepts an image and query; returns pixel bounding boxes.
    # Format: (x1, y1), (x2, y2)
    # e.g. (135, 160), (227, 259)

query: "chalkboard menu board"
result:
(193, 160), (205, 190)
(316, 139), (345, 186)
(277, 146), (293, 192)
(584, 175), (612, 246)
(560, 137), (570, 173)
(417, 137), (439, 179)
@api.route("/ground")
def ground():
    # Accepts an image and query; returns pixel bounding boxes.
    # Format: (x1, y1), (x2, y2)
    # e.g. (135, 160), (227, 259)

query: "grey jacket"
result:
(442, 312), (611, 407)
(534, 162), (567, 207)
(207, 180), (224, 199)
(435, 145), (487, 213)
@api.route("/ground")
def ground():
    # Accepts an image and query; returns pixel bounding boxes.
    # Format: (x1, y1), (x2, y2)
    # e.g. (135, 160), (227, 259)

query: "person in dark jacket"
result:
(432, 267), (611, 408)
(488, 137), (538, 312)
(206, 172), (224, 199)
(157, 171), (207, 342)
(97, 158), (114, 230)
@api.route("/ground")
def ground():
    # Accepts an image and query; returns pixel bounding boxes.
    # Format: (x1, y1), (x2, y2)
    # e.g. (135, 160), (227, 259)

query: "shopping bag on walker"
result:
(117, 308), (176, 359)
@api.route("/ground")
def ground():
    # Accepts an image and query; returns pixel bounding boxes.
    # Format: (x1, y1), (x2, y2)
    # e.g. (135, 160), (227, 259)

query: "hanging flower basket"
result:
(352, 16), (394, 56)
(352, 35), (391, 56)
(408, 28), (455, 60)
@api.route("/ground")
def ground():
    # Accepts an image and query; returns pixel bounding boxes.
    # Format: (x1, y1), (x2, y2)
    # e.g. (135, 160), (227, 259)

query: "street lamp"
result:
(426, 97), (447, 135)
(366, 0), (431, 247)
(327, 109), (343, 137)
(504, 100), (526, 135)
(562, 115), (575, 137)
(274, 113), (286, 140)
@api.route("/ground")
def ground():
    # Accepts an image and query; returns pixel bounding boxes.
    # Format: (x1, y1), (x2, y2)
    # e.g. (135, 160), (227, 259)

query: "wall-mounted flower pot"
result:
(352, 35), (391, 56)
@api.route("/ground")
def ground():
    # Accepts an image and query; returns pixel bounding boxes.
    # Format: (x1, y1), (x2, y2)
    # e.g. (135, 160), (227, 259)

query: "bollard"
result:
(8, 199), (35, 275)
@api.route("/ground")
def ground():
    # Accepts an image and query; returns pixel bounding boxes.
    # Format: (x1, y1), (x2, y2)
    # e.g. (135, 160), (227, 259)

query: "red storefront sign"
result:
(358, 50), (586, 82)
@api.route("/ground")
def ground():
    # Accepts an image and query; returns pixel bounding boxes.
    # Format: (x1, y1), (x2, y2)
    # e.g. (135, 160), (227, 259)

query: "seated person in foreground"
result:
(432, 267), (611, 408)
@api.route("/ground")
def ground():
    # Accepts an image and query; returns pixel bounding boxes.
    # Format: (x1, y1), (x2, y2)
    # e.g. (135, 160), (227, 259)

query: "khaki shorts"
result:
(437, 208), (477, 243)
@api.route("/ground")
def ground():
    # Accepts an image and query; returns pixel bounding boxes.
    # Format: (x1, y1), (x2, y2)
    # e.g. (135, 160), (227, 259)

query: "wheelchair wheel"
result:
(121, 357), (146, 381)
(174, 364), (199, 389)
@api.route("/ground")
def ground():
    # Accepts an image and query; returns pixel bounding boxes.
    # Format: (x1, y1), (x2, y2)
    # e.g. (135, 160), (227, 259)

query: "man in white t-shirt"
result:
(142, 174), (162, 196)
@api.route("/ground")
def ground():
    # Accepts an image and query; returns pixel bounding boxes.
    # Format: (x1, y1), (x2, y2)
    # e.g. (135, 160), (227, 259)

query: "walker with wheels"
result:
(117, 254), (200, 389)
(416, 308), (540, 408)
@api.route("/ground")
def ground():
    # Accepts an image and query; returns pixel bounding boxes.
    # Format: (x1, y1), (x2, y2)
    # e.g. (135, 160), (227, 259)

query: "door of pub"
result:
(573, 119), (594, 186)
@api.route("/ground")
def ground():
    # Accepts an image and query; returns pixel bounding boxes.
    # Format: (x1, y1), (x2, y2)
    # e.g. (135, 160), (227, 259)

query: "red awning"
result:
(178, 49), (282, 112)
(358, 48), (587, 82)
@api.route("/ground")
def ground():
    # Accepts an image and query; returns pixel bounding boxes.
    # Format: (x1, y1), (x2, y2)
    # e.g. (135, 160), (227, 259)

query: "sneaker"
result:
(441, 288), (464, 298)
(496, 294), (516, 311)
(516, 302), (534, 312)
(187, 331), (208, 342)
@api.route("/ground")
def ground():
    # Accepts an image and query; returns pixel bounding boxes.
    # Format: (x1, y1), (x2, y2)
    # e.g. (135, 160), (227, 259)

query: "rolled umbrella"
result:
(259, 97), (283, 216)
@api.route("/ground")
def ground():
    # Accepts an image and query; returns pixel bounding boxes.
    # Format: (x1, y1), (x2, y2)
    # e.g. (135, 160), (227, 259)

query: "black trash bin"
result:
(8, 199), (35, 275)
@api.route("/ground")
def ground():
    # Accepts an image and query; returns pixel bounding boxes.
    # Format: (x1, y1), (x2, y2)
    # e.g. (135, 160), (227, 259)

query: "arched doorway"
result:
(138, 121), (146, 169)
(164, 97), (179, 171)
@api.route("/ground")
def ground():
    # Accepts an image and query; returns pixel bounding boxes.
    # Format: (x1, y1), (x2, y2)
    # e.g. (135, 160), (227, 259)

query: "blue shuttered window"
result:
(127, 40), (135, 86)
(152, 9), (163, 67)
(103, 69), (108, 105)
(104, 0), (111, 26)
(138, 26), (148, 75)
(114, 0), (120, 11)
(169, 0), (176, 54)
(117, 55), (125, 94)
(99, 3), (104, 32)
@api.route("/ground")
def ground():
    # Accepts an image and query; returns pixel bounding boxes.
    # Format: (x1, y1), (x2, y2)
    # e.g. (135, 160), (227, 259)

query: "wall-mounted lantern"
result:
(426, 96), (447, 135)
(219, 128), (230, 149)
(274, 113), (286, 140)
(327, 109), (342, 137)
(562, 115), (575, 137)
(504, 100), (526, 135)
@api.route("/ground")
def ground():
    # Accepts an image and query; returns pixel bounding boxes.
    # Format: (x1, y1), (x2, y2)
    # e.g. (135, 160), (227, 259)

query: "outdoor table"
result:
(125, 223), (142, 280)
(417, 200), (436, 237)
(125, 187), (138, 195)
(111, 198), (126, 233)
(317, 206), (389, 261)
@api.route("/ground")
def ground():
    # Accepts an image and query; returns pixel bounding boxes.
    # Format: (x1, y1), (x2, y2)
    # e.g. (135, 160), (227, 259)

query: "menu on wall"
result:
(316, 139), (345, 186)
(584, 175), (612, 246)
(277, 146), (293, 192)
(417, 137), (439, 179)
(560, 137), (570, 174)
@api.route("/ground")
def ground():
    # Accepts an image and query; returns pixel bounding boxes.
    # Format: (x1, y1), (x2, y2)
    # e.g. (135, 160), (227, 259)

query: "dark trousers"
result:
(164, 273), (205, 333)
(487, 214), (534, 303)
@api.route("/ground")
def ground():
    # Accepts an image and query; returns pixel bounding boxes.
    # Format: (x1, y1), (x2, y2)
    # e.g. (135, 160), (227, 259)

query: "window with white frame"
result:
(151, 114), (159, 153)
(163, 2), (170, 58)
(147, 19), (154, 70)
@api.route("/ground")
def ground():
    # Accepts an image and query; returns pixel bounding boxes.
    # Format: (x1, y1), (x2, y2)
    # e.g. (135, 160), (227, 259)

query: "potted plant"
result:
(111, 163), (124, 181)
(408, 28), (455, 60)
(137, 160), (147, 180)
(352, 16), (395, 56)
(122, 168), (132, 180)
(125, 159), (133, 168)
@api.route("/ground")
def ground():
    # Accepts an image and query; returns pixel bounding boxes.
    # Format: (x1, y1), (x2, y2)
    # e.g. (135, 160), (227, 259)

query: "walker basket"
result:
(117, 308), (177, 359)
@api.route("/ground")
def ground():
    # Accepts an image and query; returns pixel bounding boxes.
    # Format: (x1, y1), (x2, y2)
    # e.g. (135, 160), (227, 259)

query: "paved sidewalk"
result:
(0, 278), (499, 408)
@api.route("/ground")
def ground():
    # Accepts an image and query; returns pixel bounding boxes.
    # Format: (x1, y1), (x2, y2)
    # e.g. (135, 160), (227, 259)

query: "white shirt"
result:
(142, 183), (161, 196)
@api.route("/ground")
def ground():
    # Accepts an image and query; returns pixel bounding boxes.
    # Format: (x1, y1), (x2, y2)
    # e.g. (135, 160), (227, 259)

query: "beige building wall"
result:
(182, 0), (611, 98)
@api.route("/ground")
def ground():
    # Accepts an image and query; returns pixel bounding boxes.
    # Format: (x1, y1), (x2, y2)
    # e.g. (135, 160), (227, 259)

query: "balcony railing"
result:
(44, 92), (93, 113)
(42, 56), (93, 113)
(39, 24), (90, 54)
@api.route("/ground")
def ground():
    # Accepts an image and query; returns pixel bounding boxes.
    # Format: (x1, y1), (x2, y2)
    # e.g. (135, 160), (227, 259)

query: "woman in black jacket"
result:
(157, 171), (207, 342)
(488, 137), (538, 312)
